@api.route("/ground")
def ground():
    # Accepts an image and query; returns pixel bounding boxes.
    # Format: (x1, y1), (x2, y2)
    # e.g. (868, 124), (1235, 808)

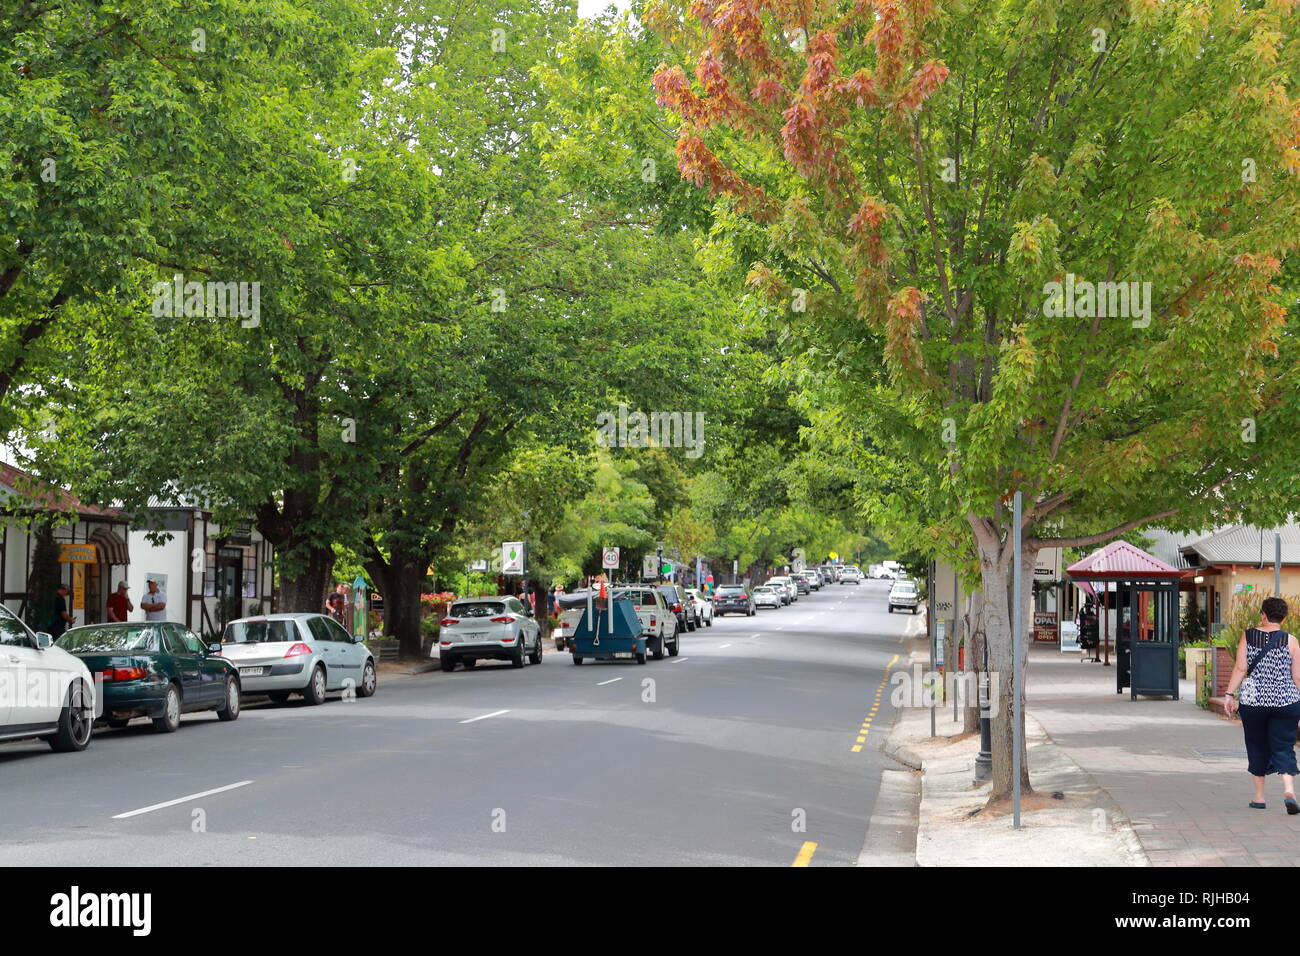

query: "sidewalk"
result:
(1027, 644), (1300, 866)
(883, 638), (1145, 866)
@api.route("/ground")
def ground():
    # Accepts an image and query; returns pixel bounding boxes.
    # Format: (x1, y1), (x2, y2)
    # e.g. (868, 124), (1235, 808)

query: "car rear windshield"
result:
(58, 626), (157, 653)
(224, 620), (299, 644)
(451, 602), (506, 618)
(717, 587), (745, 595)
(754, 587), (774, 593)
(894, 584), (917, 593)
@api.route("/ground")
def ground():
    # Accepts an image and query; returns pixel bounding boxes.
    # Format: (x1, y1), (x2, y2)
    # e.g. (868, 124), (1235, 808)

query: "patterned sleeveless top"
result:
(1240, 629), (1300, 707)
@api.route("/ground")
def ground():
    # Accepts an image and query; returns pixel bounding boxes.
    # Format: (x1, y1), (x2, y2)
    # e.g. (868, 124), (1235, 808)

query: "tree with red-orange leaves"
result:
(649, 0), (1300, 803)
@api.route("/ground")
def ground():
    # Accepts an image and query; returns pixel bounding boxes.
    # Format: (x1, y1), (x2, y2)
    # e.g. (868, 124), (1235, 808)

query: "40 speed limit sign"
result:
(602, 547), (620, 569)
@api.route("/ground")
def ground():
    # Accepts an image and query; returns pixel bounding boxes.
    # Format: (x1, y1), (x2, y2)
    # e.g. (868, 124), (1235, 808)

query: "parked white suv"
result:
(436, 596), (542, 671)
(0, 604), (95, 752)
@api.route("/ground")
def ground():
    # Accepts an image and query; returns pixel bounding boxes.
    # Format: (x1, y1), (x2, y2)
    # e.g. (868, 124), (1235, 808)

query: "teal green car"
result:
(56, 622), (241, 733)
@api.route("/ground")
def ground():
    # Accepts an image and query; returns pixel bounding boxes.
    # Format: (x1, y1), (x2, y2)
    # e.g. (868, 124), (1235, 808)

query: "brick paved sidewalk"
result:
(1027, 644), (1300, 866)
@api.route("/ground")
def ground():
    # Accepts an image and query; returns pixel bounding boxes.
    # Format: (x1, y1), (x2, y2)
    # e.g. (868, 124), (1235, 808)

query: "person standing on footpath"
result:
(106, 581), (133, 622)
(1224, 596), (1300, 813)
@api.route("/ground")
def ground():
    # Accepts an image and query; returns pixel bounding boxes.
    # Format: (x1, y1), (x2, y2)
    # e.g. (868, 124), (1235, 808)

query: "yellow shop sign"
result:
(58, 543), (98, 564)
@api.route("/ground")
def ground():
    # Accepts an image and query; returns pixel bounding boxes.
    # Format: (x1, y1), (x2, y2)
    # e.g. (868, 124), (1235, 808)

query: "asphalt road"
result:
(0, 579), (917, 866)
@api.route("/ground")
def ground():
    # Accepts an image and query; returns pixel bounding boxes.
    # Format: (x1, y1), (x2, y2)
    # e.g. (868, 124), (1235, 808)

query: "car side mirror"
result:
(207, 643), (223, 655)
(33, 632), (52, 649)
(352, 634), (366, 643)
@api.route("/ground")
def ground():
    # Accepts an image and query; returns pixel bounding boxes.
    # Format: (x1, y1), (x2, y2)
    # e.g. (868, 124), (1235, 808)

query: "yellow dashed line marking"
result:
(852, 653), (899, 752)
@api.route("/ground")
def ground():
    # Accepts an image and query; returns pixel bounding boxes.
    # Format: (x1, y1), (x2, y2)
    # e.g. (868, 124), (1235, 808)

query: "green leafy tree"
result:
(651, 0), (1300, 800)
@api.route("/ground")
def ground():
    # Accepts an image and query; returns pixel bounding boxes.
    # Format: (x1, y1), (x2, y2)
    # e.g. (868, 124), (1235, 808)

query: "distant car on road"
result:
(59, 621), (241, 733)
(840, 566), (863, 584)
(657, 584), (694, 633)
(752, 586), (783, 609)
(436, 597), (542, 672)
(766, 576), (797, 604)
(0, 604), (94, 753)
(686, 589), (714, 628)
(223, 613), (377, 701)
(888, 580), (920, 614)
(712, 585), (756, 617)
(794, 571), (819, 592)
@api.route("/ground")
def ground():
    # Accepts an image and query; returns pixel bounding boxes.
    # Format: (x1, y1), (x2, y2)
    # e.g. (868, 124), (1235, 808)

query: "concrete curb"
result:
(856, 768), (920, 867)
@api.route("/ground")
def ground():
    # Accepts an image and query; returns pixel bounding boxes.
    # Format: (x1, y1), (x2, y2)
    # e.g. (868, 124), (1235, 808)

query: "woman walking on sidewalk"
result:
(1224, 596), (1300, 813)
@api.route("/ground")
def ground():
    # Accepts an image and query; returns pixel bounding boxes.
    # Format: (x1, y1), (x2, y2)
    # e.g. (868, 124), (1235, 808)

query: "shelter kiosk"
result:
(1065, 541), (1182, 699)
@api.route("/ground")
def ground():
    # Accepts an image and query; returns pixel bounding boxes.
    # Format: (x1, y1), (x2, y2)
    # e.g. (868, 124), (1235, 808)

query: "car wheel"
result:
(652, 634), (665, 660)
(528, 633), (543, 665)
(440, 656), (456, 672)
(268, 691), (291, 703)
(572, 655), (583, 665)
(358, 660), (378, 697)
(636, 650), (647, 665)
(888, 606), (894, 613)
(463, 658), (477, 669)
(152, 684), (182, 733)
(511, 639), (525, 668)
(705, 615), (712, 627)
(302, 665), (327, 705)
(668, 628), (680, 657)
(49, 681), (93, 752)
(216, 676), (241, 721)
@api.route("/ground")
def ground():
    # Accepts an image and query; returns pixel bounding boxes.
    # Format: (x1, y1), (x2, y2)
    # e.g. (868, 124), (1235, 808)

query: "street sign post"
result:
(642, 554), (657, 579)
(502, 541), (526, 576)
(602, 547), (620, 570)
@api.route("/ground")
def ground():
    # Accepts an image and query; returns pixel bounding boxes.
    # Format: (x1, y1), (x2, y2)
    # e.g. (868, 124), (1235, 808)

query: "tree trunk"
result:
(969, 516), (1036, 804)
(273, 546), (334, 614)
(365, 553), (426, 661)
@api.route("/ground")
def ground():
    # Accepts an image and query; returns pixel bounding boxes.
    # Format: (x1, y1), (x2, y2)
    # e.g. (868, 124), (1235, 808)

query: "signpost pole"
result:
(929, 559), (936, 738)
(1013, 491), (1023, 830)
(1276, 531), (1282, 597)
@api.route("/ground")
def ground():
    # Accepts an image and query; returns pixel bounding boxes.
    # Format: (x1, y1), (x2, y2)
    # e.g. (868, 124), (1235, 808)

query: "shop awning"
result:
(90, 526), (130, 566)
(1065, 540), (1183, 582)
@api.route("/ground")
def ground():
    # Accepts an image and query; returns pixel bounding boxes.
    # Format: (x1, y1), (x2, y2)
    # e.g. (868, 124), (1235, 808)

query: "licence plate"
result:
(613, 652), (633, 658)
(240, 666), (265, 677)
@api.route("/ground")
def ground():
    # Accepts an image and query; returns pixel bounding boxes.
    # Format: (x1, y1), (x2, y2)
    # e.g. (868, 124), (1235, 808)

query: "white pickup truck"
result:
(555, 587), (676, 654)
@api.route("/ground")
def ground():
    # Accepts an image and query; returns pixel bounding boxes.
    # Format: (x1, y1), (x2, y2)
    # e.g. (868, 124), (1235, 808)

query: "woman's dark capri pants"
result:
(1238, 702), (1300, 776)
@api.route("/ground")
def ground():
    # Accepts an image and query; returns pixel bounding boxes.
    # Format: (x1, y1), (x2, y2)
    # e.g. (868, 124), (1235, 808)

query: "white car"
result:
(889, 580), (920, 614)
(686, 588), (714, 628)
(437, 596), (542, 671)
(222, 613), (377, 702)
(0, 604), (95, 752)
(752, 586), (783, 609)
(766, 576), (797, 604)
(840, 566), (863, 584)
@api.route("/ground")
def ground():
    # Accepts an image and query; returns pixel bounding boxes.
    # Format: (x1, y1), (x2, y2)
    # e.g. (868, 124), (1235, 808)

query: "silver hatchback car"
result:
(220, 614), (377, 704)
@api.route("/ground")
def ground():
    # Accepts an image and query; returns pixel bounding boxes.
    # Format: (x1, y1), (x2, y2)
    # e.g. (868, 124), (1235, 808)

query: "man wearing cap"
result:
(106, 581), (133, 623)
(140, 578), (167, 622)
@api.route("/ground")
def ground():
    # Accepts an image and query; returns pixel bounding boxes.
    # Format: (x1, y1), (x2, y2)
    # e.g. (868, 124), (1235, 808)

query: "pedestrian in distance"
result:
(1224, 596), (1300, 813)
(106, 581), (133, 622)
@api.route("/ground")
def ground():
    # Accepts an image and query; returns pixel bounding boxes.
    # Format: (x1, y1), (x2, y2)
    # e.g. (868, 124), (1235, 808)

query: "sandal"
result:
(1249, 801), (1267, 809)
(1285, 795), (1299, 815)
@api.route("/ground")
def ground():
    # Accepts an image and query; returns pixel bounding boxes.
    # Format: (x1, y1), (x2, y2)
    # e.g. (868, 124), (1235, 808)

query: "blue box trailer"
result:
(570, 596), (647, 665)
